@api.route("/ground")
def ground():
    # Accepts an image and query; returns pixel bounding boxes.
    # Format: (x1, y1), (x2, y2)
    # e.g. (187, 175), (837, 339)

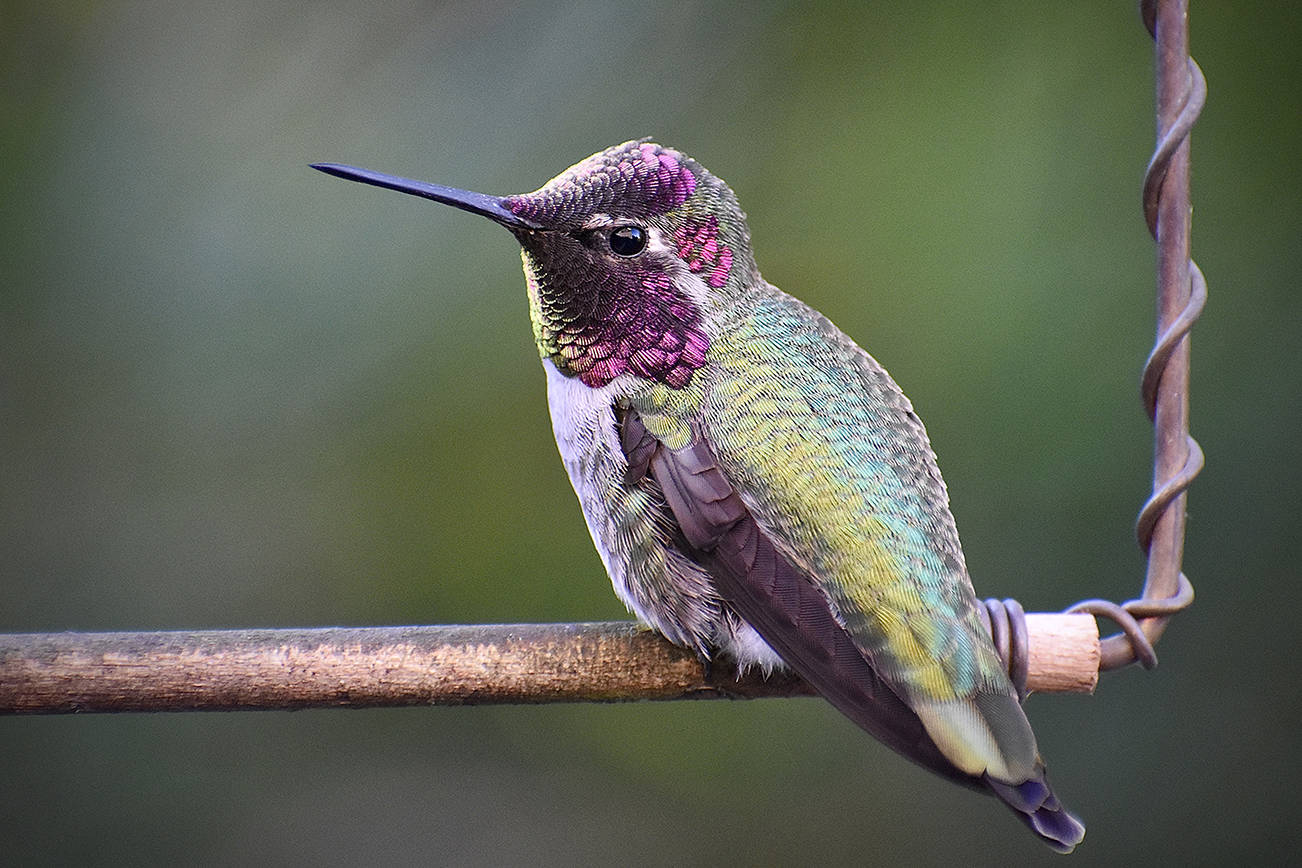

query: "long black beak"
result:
(311, 163), (543, 231)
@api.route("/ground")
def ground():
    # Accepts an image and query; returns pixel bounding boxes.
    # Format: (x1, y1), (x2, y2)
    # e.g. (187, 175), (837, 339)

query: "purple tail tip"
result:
(986, 774), (1086, 854)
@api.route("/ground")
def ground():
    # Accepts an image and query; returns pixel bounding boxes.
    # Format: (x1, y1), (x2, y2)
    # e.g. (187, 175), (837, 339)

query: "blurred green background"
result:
(3, 1), (1299, 864)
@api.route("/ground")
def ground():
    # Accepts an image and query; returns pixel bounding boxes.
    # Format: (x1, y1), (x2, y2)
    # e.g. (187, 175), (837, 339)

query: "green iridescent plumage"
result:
(632, 275), (1036, 780)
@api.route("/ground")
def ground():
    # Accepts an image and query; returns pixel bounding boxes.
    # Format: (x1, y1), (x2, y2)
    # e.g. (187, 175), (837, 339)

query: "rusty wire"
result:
(978, 598), (1031, 700)
(1068, 0), (1204, 671)
(987, 0), (1205, 688)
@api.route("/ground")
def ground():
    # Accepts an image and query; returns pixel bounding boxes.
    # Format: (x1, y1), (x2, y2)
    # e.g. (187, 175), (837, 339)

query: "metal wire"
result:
(1068, 0), (1203, 671)
(987, 0), (1204, 688)
(979, 598), (1031, 700)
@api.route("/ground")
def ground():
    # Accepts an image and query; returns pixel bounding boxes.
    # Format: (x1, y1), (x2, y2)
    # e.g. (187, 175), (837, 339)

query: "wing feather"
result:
(624, 409), (976, 787)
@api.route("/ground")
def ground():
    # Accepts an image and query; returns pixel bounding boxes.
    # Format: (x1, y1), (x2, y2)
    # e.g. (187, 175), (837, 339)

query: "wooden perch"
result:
(0, 615), (1097, 715)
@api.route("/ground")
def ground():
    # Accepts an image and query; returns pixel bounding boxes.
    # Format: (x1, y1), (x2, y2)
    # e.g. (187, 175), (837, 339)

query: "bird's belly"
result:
(541, 359), (780, 669)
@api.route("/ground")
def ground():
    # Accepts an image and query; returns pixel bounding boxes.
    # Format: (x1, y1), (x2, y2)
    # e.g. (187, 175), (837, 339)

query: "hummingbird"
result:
(313, 140), (1085, 853)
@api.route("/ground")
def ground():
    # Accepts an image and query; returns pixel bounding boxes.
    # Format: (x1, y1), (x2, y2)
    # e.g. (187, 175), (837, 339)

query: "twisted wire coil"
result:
(988, 0), (1204, 688)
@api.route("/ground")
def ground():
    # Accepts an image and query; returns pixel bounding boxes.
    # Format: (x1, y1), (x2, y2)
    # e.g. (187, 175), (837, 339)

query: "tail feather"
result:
(986, 772), (1086, 855)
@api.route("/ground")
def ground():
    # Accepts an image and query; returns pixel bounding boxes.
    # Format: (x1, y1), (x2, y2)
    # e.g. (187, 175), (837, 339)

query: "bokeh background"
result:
(3, 1), (1299, 864)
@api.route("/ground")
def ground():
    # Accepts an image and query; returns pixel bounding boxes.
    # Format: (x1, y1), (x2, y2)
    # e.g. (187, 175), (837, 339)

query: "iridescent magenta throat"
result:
(533, 257), (710, 390)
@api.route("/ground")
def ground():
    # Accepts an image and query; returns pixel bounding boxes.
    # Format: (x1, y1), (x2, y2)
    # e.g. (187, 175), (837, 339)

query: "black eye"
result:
(607, 225), (648, 257)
